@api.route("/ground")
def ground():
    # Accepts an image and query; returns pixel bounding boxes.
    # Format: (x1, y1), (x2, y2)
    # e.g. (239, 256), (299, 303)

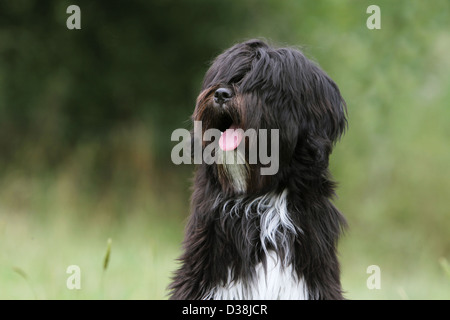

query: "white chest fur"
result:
(207, 251), (309, 300)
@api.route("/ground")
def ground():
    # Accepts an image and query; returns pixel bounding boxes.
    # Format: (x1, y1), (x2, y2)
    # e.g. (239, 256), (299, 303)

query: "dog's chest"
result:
(207, 251), (309, 300)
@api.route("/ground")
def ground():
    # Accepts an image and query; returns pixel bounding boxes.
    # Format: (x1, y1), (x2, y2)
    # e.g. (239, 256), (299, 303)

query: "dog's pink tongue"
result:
(219, 125), (243, 151)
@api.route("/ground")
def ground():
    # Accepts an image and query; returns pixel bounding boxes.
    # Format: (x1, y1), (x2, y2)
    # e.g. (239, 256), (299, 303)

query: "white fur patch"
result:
(219, 148), (249, 193)
(207, 190), (309, 300)
(208, 251), (309, 300)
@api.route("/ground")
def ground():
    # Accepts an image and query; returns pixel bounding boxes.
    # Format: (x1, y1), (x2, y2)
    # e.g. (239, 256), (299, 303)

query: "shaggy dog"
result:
(169, 39), (347, 300)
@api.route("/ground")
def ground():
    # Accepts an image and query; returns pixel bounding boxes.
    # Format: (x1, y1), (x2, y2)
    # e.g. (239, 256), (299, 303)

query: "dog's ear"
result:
(308, 68), (347, 144)
(302, 66), (347, 143)
(323, 76), (347, 144)
(295, 67), (347, 168)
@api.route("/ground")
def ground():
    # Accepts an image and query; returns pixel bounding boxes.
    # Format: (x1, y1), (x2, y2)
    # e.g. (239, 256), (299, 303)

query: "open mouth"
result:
(219, 123), (244, 151)
(215, 112), (234, 133)
(214, 111), (244, 152)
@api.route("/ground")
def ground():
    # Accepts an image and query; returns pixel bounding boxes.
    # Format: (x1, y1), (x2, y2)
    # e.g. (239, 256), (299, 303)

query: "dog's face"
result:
(193, 39), (347, 195)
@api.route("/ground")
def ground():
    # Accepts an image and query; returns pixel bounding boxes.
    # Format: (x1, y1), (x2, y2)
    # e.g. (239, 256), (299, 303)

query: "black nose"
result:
(214, 87), (233, 105)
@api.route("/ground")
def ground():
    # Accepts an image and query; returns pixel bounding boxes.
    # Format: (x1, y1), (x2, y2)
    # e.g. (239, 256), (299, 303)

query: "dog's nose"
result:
(214, 88), (233, 105)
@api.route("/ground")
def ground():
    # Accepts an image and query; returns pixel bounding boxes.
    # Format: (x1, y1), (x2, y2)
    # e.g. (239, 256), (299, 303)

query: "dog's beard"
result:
(193, 93), (278, 194)
(217, 148), (250, 193)
(193, 86), (254, 194)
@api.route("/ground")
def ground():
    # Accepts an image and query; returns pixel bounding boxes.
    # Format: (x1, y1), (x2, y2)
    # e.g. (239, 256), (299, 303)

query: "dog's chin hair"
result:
(217, 149), (250, 193)
(207, 190), (309, 300)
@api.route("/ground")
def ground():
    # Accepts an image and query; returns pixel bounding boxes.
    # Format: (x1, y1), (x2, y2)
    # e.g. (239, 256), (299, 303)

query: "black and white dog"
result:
(169, 39), (347, 300)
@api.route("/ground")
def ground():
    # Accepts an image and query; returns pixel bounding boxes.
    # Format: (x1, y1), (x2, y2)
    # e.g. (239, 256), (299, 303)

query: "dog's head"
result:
(193, 39), (347, 195)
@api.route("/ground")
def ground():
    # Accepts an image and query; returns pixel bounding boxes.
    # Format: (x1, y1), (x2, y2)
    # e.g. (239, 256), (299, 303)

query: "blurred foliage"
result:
(0, 0), (252, 168)
(0, 0), (449, 299)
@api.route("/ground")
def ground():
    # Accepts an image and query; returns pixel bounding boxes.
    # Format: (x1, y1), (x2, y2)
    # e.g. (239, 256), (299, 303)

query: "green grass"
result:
(0, 204), (183, 299)
(0, 169), (448, 300)
(0, 163), (186, 299)
(340, 234), (450, 299)
(1, 205), (448, 300)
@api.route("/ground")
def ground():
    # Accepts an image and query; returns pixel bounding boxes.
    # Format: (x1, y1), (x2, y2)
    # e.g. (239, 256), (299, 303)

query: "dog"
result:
(169, 39), (347, 300)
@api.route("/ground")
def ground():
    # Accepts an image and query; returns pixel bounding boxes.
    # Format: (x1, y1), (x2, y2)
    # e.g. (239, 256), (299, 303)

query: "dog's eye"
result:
(228, 75), (244, 86)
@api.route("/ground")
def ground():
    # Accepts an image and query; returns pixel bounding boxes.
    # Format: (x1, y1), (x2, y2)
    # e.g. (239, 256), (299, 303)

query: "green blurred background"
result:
(0, 0), (449, 299)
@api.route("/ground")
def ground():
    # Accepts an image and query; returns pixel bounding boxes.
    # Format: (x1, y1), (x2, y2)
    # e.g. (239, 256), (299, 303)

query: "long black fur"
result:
(169, 39), (347, 300)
